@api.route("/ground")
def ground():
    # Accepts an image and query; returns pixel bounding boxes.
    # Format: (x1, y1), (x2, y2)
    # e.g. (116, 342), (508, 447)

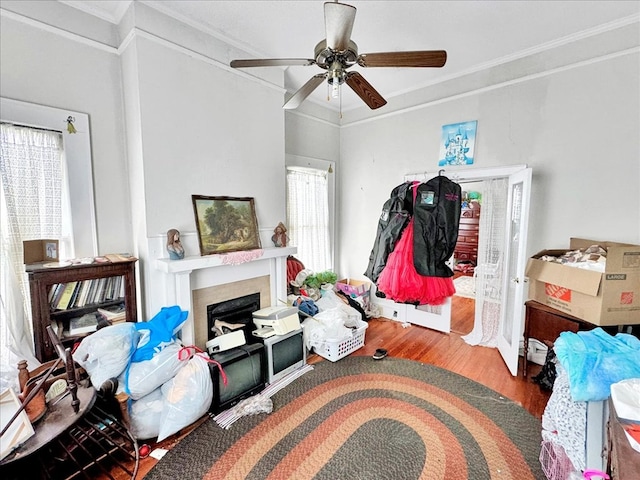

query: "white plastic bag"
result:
(73, 323), (139, 390)
(157, 354), (213, 442)
(316, 290), (361, 327)
(314, 308), (351, 340)
(120, 342), (187, 400)
(611, 378), (640, 453)
(128, 387), (163, 440)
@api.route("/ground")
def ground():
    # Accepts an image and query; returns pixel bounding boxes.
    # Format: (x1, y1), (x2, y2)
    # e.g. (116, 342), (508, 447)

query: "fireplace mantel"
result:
(155, 246), (296, 346)
(156, 247), (296, 274)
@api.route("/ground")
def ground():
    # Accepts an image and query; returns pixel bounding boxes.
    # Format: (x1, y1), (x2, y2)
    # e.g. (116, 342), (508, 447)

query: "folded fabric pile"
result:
(554, 327), (640, 402)
(539, 244), (607, 272)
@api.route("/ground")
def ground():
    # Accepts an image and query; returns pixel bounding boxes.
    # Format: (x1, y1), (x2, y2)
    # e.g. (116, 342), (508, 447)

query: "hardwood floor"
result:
(104, 295), (550, 478)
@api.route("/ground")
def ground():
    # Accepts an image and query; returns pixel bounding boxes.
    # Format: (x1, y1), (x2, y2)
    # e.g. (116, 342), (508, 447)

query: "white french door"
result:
(405, 165), (532, 375)
(495, 168), (532, 375)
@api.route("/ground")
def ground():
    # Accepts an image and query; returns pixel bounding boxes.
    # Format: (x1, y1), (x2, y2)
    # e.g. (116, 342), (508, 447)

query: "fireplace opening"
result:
(207, 292), (261, 344)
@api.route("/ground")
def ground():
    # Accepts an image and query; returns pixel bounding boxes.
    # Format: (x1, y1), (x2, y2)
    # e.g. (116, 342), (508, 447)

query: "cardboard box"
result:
(525, 238), (640, 326)
(23, 239), (59, 264)
(336, 279), (371, 298)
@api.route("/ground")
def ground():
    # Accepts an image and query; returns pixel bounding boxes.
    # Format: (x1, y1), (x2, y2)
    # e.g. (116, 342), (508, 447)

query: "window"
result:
(285, 157), (334, 273)
(0, 98), (95, 366)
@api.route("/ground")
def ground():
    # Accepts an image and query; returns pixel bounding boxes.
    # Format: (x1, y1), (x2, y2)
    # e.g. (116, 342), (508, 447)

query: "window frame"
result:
(285, 154), (335, 271)
(1, 97), (97, 257)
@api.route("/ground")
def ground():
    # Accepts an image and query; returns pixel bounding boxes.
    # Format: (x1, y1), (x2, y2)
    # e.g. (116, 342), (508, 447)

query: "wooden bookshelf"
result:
(26, 258), (137, 362)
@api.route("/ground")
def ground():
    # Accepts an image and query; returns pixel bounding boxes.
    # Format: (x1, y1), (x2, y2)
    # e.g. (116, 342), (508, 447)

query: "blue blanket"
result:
(554, 327), (640, 402)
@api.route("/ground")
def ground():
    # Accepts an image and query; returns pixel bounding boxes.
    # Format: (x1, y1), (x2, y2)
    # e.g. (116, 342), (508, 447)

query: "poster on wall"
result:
(438, 120), (477, 166)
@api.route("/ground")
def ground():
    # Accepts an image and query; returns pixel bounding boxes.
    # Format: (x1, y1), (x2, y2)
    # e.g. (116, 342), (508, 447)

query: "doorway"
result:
(405, 165), (532, 376)
(451, 180), (484, 335)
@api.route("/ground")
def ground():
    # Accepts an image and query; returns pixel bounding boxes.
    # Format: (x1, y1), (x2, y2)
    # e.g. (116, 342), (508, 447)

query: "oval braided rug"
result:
(146, 356), (545, 480)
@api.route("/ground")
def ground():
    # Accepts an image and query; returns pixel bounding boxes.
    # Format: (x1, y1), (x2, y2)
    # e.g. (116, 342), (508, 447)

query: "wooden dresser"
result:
(522, 300), (594, 377)
(455, 203), (480, 267)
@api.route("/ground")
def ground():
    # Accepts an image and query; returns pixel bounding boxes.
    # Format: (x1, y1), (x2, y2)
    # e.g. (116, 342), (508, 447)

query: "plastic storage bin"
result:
(313, 320), (368, 362)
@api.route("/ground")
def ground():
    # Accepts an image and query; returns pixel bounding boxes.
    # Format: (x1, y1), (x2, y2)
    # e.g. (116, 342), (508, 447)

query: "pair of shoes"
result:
(212, 320), (245, 337)
(373, 348), (388, 360)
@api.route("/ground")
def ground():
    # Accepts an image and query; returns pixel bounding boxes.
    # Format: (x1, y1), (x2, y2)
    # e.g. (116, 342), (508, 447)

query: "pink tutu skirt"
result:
(377, 218), (454, 305)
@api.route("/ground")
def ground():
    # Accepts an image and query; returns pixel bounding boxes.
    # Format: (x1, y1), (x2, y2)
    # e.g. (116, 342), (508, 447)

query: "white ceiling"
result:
(60, 0), (640, 111)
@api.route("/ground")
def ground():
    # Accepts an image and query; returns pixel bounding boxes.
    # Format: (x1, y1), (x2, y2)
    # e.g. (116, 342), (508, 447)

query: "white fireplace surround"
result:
(155, 246), (296, 346)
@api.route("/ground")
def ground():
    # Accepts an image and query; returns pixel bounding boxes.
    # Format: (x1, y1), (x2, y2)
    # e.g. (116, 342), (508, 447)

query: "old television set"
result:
(208, 343), (266, 414)
(260, 328), (306, 385)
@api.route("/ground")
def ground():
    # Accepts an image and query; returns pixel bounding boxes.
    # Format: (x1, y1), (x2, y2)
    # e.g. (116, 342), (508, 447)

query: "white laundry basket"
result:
(313, 320), (368, 362)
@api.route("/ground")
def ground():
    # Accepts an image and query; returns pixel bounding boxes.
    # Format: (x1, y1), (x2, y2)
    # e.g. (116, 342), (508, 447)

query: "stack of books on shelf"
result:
(96, 304), (127, 325)
(66, 313), (99, 337)
(48, 276), (125, 311)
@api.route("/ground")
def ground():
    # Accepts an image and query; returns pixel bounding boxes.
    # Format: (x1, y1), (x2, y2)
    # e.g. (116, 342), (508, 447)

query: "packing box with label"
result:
(525, 238), (640, 326)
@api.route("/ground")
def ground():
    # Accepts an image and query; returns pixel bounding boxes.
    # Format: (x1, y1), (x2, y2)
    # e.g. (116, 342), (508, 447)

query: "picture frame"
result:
(192, 195), (261, 255)
(438, 120), (478, 166)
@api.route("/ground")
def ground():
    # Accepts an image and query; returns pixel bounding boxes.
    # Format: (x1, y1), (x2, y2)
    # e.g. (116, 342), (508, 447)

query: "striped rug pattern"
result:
(147, 357), (544, 480)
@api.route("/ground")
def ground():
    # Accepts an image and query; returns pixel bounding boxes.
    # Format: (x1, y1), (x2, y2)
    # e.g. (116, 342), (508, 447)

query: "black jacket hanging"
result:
(413, 175), (461, 277)
(364, 181), (414, 284)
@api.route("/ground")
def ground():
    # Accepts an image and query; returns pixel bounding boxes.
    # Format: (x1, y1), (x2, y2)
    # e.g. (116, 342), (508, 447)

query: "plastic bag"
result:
(120, 342), (187, 400)
(73, 323), (139, 390)
(128, 387), (163, 440)
(301, 308), (351, 351)
(314, 308), (351, 339)
(316, 290), (361, 327)
(157, 354), (213, 442)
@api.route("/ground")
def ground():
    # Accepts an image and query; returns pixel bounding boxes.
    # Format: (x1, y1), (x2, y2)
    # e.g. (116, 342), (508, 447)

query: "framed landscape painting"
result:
(192, 195), (261, 255)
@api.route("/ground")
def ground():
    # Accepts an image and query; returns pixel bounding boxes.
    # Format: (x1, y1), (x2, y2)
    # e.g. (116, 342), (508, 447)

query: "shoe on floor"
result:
(373, 348), (388, 360)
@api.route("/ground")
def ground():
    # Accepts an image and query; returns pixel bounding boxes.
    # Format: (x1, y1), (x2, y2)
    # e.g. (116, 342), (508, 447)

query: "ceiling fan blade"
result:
(324, 2), (356, 51)
(357, 50), (447, 68)
(345, 72), (387, 110)
(230, 58), (315, 68)
(283, 74), (326, 110)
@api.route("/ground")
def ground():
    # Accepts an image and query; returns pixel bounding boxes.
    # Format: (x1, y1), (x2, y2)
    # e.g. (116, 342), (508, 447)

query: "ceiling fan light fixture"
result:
(229, 2), (446, 111)
(331, 80), (340, 98)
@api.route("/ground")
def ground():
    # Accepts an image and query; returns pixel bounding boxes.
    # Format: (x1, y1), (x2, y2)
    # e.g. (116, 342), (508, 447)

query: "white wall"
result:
(1, 2), (292, 320)
(2, 2), (638, 320)
(335, 26), (640, 280)
(0, 11), (131, 257)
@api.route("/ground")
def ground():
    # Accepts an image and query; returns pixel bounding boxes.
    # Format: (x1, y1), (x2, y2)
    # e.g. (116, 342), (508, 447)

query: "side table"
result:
(522, 300), (594, 377)
(0, 386), (139, 479)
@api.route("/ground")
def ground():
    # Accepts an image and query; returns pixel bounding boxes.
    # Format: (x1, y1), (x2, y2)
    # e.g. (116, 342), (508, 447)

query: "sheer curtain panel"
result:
(286, 168), (331, 273)
(0, 123), (69, 367)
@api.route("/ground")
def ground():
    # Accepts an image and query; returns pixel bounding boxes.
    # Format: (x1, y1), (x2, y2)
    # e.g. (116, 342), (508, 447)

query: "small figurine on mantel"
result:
(166, 229), (185, 260)
(271, 222), (289, 248)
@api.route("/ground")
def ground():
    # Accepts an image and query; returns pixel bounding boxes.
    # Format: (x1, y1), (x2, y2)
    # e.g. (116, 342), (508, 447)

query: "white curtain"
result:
(462, 177), (508, 347)
(286, 168), (331, 273)
(0, 123), (68, 368)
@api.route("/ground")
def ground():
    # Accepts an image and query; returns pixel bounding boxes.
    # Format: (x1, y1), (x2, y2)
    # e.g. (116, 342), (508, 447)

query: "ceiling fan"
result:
(230, 1), (447, 110)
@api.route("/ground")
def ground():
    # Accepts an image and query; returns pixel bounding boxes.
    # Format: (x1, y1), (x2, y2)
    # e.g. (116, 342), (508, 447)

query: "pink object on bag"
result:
(582, 470), (609, 480)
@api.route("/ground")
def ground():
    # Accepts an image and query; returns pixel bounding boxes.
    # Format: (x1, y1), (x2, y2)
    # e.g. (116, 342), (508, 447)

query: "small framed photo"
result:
(192, 195), (261, 255)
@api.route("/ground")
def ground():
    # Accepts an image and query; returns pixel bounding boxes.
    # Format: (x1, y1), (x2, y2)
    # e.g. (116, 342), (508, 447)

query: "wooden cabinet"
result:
(607, 397), (640, 479)
(522, 300), (594, 377)
(455, 204), (480, 267)
(26, 259), (137, 362)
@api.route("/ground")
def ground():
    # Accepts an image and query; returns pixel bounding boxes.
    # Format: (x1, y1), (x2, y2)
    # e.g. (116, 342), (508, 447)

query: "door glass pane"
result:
(500, 181), (523, 345)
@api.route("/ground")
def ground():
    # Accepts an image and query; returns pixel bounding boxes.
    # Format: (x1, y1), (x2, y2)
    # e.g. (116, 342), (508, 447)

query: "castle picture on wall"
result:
(438, 120), (477, 166)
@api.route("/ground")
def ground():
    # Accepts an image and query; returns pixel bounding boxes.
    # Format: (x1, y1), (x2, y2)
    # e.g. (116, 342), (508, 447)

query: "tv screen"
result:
(208, 343), (266, 414)
(261, 328), (306, 385)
